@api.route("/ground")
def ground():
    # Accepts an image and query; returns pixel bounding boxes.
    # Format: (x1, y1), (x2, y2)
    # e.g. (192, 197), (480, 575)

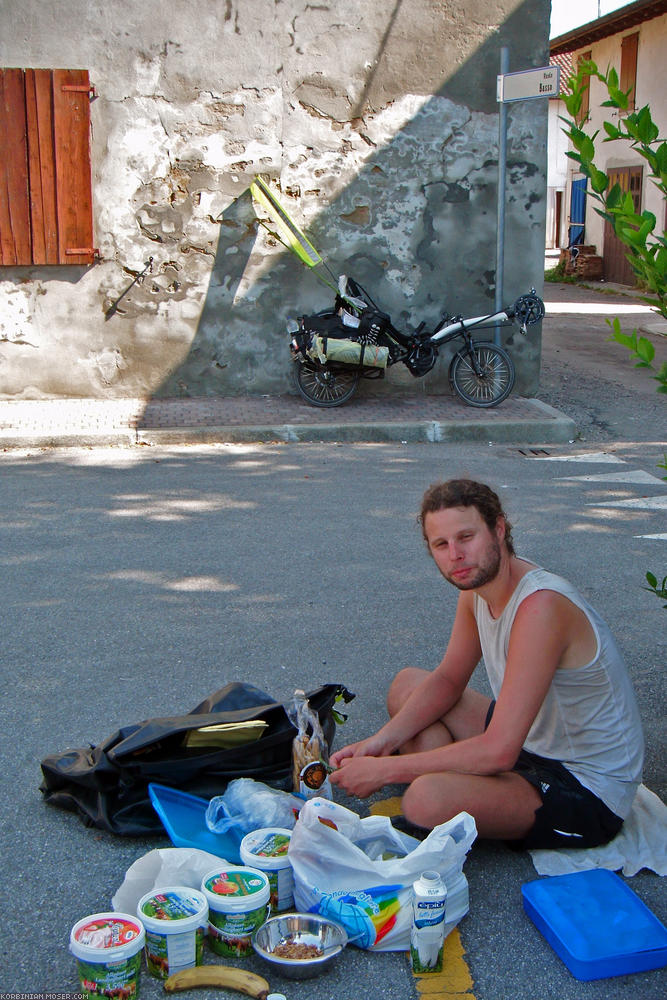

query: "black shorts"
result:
(485, 701), (624, 850)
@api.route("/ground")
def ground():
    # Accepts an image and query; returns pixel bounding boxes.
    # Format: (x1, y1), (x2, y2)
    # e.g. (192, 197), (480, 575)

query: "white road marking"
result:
(531, 452), (627, 464)
(559, 470), (666, 485)
(586, 495), (667, 510)
(543, 302), (656, 315)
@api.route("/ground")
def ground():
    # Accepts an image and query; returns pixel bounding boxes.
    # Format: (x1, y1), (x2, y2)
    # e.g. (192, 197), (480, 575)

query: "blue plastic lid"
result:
(522, 869), (667, 980)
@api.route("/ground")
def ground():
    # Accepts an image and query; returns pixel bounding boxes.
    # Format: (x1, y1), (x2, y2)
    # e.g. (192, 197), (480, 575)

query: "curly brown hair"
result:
(418, 479), (515, 556)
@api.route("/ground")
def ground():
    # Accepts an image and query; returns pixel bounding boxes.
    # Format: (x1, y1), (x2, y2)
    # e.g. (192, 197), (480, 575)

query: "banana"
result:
(164, 964), (271, 997)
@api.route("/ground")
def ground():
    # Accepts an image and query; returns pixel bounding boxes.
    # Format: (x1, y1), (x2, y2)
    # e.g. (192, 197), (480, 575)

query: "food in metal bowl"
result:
(272, 939), (323, 960)
(252, 913), (347, 979)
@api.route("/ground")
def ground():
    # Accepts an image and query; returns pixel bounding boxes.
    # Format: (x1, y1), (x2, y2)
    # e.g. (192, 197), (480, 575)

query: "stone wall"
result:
(0, 0), (550, 400)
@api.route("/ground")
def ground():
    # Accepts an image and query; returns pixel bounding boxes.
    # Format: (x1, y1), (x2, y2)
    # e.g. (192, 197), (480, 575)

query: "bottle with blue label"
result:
(410, 870), (447, 973)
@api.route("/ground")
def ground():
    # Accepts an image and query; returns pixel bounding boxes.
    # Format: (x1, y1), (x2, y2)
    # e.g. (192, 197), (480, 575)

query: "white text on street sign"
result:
(497, 65), (560, 103)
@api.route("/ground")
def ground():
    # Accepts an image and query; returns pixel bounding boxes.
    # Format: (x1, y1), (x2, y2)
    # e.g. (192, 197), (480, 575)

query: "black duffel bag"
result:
(39, 682), (353, 836)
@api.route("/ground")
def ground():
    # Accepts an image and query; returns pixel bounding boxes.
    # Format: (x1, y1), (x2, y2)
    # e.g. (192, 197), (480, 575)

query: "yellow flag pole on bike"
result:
(249, 176), (353, 300)
(250, 176), (323, 268)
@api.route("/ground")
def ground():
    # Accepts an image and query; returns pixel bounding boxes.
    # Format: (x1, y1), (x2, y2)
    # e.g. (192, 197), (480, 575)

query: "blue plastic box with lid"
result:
(522, 869), (667, 981)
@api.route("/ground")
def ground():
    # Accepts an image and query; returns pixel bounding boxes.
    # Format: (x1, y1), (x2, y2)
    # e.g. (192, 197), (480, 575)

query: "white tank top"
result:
(474, 566), (644, 818)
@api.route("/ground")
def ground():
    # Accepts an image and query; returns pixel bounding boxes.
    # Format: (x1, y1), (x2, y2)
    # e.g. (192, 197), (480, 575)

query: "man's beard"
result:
(443, 537), (502, 590)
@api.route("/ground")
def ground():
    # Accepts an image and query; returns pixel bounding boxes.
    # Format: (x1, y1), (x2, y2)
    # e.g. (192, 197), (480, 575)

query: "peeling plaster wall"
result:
(0, 0), (550, 400)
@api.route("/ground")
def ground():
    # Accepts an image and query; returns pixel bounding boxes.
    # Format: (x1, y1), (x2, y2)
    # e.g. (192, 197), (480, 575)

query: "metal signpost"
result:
(494, 55), (560, 343)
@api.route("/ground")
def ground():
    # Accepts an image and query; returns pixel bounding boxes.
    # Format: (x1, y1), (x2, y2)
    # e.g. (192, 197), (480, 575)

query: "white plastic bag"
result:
(111, 847), (225, 914)
(289, 798), (477, 951)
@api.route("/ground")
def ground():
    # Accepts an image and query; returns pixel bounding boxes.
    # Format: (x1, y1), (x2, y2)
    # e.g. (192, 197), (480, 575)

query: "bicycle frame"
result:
(374, 304), (518, 378)
(429, 307), (514, 346)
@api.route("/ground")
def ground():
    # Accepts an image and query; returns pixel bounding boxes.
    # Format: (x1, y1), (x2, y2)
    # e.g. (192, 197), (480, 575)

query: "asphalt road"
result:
(0, 438), (665, 999)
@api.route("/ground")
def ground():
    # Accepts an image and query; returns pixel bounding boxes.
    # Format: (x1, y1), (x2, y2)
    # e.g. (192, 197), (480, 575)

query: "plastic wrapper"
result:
(287, 689), (333, 799)
(205, 778), (303, 835)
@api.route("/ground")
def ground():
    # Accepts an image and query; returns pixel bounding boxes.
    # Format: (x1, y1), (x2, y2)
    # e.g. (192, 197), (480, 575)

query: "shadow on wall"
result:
(153, 0), (548, 402)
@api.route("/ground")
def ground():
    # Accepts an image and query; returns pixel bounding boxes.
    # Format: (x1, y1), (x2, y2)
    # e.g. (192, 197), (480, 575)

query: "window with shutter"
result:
(0, 68), (97, 266)
(620, 33), (638, 112)
(576, 51), (592, 125)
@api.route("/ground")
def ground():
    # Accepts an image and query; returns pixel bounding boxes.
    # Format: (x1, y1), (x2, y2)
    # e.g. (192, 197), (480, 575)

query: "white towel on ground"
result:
(529, 784), (667, 877)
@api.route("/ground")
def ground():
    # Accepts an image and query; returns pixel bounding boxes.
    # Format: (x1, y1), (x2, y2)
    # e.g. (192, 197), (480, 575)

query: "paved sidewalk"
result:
(0, 392), (577, 448)
(3, 279), (664, 451)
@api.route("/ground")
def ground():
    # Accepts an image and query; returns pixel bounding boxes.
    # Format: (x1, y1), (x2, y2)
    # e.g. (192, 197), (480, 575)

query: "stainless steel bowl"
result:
(252, 913), (348, 979)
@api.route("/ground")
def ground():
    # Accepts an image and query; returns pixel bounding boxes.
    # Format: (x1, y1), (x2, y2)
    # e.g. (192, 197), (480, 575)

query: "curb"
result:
(0, 396), (577, 450)
(136, 408), (576, 447)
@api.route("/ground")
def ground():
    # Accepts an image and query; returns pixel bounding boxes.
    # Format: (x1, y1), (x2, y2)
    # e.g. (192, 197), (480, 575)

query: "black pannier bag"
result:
(39, 682), (354, 836)
(357, 307), (391, 343)
(291, 312), (349, 360)
(292, 305), (393, 366)
(302, 312), (351, 339)
(299, 308), (391, 346)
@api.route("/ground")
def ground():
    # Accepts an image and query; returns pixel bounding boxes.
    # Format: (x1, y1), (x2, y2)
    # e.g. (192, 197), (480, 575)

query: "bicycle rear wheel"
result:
(294, 359), (359, 407)
(449, 342), (515, 407)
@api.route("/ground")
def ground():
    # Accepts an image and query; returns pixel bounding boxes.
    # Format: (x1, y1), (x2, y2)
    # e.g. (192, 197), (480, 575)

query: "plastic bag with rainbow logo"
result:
(288, 798), (476, 951)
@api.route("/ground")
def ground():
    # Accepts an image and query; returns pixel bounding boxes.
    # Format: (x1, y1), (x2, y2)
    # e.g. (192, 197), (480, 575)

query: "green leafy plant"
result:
(561, 62), (666, 608)
(561, 60), (667, 319)
(644, 572), (667, 608)
(545, 258), (578, 283)
(332, 689), (352, 726)
(606, 317), (667, 393)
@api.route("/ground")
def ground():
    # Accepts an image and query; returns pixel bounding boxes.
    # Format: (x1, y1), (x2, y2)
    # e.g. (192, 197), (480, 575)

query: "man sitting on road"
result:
(330, 479), (644, 848)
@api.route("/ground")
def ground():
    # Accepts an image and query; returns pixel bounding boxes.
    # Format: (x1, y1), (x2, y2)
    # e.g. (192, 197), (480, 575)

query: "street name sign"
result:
(497, 65), (560, 103)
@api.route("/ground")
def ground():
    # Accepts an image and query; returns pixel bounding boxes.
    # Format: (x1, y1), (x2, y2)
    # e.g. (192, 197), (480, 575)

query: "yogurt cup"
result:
(137, 886), (208, 979)
(70, 912), (145, 1000)
(201, 866), (271, 957)
(240, 828), (294, 912)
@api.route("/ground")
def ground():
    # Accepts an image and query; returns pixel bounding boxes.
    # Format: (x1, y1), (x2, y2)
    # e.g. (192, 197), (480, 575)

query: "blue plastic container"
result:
(522, 869), (667, 981)
(148, 783), (243, 864)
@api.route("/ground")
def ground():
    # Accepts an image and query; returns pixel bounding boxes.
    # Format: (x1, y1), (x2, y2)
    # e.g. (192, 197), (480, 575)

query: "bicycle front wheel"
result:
(449, 342), (515, 407)
(294, 359), (359, 407)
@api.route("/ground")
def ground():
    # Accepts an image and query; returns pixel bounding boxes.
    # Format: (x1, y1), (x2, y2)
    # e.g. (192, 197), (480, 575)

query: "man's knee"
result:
(386, 666), (429, 717)
(402, 775), (441, 828)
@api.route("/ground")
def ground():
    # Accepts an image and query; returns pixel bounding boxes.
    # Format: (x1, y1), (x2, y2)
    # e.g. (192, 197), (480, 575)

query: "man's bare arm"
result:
(331, 590), (571, 796)
(330, 592), (482, 768)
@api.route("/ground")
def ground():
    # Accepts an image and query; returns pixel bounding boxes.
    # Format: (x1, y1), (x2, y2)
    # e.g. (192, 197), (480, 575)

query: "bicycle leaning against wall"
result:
(288, 276), (545, 409)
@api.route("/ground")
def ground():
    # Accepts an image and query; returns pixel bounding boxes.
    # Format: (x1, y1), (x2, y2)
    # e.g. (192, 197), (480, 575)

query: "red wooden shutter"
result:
(0, 67), (95, 265)
(576, 51), (592, 125)
(0, 69), (31, 265)
(620, 33), (638, 112)
(25, 69), (59, 264)
(53, 69), (95, 265)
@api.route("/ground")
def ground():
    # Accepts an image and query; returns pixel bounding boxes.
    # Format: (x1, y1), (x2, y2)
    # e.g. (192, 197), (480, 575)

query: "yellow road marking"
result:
(370, 794), (403, 817)
(413, 930), (475, 997)
(370, 797), (477, 999)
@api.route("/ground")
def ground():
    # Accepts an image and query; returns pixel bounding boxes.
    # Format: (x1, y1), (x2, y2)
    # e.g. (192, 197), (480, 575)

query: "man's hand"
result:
(330, 731), (396, 769)
(329, 753), (395, 798)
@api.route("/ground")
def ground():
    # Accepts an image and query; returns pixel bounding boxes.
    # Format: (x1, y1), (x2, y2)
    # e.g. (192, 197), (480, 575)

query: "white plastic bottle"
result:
(410, 870), (447, 973)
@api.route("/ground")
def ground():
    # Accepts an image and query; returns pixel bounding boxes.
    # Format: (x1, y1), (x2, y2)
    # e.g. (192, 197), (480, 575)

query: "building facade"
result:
(549, 0), (667, 283)
(0, 0), (550, 401)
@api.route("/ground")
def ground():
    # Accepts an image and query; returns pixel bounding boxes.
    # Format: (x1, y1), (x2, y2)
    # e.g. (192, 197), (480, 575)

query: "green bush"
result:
(561, 63), (666, 607)
(544, 259), (578, 282)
